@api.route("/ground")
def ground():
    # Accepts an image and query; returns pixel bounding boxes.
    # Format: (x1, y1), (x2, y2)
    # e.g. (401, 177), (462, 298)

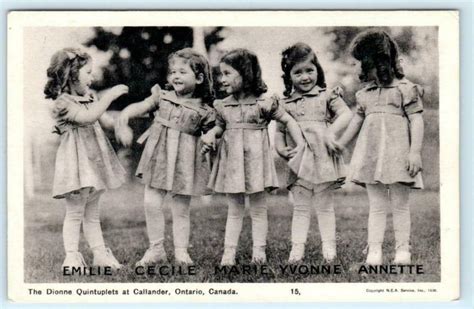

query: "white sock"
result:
(171, 194), (192, 249)
(224, 193), (245, 248)
(249, 192), (268, 248)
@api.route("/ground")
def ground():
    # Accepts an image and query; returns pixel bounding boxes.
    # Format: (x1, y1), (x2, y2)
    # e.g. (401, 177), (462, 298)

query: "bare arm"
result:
(274, 129), (292, 159)
(328, 108), (353, 136)
(73, 85), (128, 124)
(98, 112), (115, 131)
(278, 113), (304, 146)
(336, 113), (364, 149)
(277, 113), (305, 158)
(406, 113), (424, 176)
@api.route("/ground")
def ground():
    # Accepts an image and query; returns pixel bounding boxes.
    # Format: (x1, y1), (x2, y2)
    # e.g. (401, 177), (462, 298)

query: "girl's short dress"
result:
(136, 90), (216, 196)
(349, 78), (424, 189)
(51, 93), (126, 199)
(208, 95), (287, 194)
(278, 86), (349, 192)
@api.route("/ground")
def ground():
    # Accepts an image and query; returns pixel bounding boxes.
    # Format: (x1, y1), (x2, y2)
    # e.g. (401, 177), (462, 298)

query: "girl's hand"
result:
(332, 139), (345, 155)
(108, 84), (129, 100)
(406, 152), (422, 177)
(115, 124), (134, 148)
(201, 133), (216, 154)
(277, 146), (294, 160)
(324, 131), (340, 155)
(288, 144), (304, 159)
(150, 84), (161, 99)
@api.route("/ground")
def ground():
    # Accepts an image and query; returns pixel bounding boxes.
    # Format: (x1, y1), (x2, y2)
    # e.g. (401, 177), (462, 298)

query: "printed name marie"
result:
(215, 264), (343, 275)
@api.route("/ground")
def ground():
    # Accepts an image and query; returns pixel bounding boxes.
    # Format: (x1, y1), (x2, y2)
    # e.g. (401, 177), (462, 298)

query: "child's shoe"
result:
(175, 248), (193, 265)
(62, 252), (88, 272)
(288, 243), (305, 263)
(220, 247), (237, 266)
(322, 241), (337, 263)
(365, 244), (383, 265)
(251, 246), (267, 264)
(136, 244), (168, 267)
(393, 244), (411, 264)
(93, 247), (123, 270)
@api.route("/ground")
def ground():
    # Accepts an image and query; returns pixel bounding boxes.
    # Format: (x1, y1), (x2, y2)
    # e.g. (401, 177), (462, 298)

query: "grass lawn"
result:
(24, 182), (440, 283)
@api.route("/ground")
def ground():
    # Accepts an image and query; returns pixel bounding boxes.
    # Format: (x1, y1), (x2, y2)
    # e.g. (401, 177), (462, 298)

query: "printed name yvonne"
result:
(214, 264), (343, 275)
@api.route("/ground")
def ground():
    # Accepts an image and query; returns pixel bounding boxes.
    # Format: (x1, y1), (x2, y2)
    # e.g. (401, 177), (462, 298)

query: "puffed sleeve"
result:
(327, 86), (351, 120)
(51, 95), (81, 122)
(213, 100), (226, 130)
(400, 83), (424, 115)
(200, 106), (217, 134)
(260, 94), (286, 121)
(354, 90), (366, 117)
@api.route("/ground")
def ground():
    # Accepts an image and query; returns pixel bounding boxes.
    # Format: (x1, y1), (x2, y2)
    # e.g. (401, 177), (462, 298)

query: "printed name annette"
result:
(61, 264), (425, 277)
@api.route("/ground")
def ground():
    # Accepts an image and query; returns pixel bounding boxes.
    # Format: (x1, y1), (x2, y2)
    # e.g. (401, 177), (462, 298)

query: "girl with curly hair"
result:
(115, 48), (216, 265)
(275, 42), (353, 263)
(336, 29), (425, 265)
(45, 47), (128, 271)
(202, 48), (304, 265)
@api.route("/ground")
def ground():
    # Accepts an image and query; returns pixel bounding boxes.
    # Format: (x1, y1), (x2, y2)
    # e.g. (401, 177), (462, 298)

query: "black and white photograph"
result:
(8, 11), (459, 302)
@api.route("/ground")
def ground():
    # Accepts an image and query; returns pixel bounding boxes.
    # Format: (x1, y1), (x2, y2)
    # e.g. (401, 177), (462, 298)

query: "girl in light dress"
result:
(44, 48), (128, 270)
(275, 43), (353, 263)
(115, 48), (216, 265)
(335, 30), (425, 265)
(201, 48), (305, 266)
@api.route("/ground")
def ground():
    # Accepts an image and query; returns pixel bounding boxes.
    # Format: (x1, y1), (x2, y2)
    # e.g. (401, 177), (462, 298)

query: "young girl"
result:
(335, 30), (424, 265)
(115, 48), (215, 265)
(201, 48), (304, 266)
(44, 48), (128, 270)
(274, 43), (353, 263)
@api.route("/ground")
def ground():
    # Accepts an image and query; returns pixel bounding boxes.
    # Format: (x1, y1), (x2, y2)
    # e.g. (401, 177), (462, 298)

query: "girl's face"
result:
(290, 58), (318, 94)
(71, 62), (93, 96)
(219, 62), (243, 95)
(167, 58), (203, 97)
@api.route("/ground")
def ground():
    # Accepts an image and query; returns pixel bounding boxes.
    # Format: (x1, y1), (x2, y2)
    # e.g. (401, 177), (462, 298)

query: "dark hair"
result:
(167, 48), (215, 104)
(349, 29), (405, 82)
(281, 42), (326, 97)
(44, 48), (91, 100)
(220, 48), (267, 97)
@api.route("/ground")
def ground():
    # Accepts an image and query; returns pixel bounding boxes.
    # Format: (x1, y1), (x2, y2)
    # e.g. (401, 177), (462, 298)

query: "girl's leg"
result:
(313, 188), (337, 261)
(366, 183), (390, 265)
(289, 185), (312, 262)
(83, 189), (105, 251)
(221, 193), (246, 265)
(62, 189), (88, 268)
(171, 194), (193, 264)
(389, 183), (411, 263)
(83, 189), (122, 269)
(136, 186), (168, 266)
(249, 191), (268, 263)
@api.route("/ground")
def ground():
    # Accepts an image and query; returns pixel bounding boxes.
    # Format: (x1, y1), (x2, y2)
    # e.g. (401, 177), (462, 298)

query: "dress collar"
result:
(365, 78), (409, 90)
(284, 86), (325, 103)
(69, 92), (95, 104)
(162, 90), (203, 105)
(222, 95), (264, 106)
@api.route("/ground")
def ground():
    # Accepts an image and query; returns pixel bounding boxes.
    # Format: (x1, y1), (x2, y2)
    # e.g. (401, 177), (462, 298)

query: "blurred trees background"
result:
(84, 27), (226, 109)
(84, 26), (438, 110)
